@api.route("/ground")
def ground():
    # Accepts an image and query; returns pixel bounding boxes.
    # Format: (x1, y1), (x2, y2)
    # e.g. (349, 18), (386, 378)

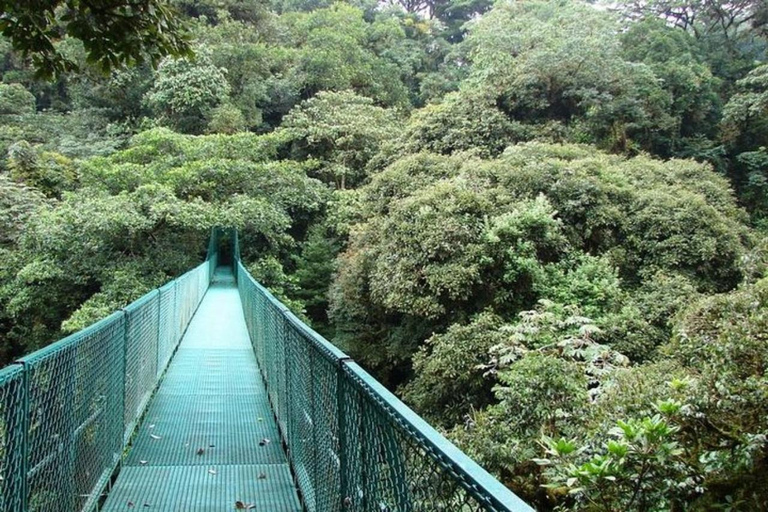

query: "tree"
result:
(462, 0), (673, 153)
(397, 90), (531, 158)
(0, 175), (47, 248)
(330, 143), (748, 385)
(280, 90), (399, 188)
(535, 277), (768, 510)
(620, 19), (722, 157)
(0, 83), (36, 115)
(662, 278), (768, 510)
(384, 0), (492, 41)
(7, 141), (78, 198)
(289, 222), (341, 333)
(617, 0), (766, 37)
(68, 63), (155, 121)
(280, 4), (410, 107)
(194, 14), (298, 129)
(452, 349), (591, 505)
(402, 312), (505, 426)
(143, 49), (231, 133)
(722, 64), (768, 148)
(207, 103), (247, 134)
(0, 0), (191, 78)
(721, 64), (768, 221)
(537, 414), (693, 511)
(614, 0), (768, 82)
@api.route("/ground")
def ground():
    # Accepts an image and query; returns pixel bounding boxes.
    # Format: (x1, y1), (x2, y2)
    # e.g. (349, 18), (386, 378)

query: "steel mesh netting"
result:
(177, 271), (192, 341)
(235, 257), (532, 512)
(124, 290), (160, 441)
(238, 266), (275, 413)
(197, 268), (206, 301)
(283, 312), (342, 512)
(0, 236), (218, 512)
(0, 365), (26, 511)
(207, 227), (219, 278)
(340, 363), (520, 512)
(171, 263), (210, 354)
(175, 273), (193, 341)
(21, 312), (125, 512)
(267, 299), (287, 433)
(156, 282), (177, 378)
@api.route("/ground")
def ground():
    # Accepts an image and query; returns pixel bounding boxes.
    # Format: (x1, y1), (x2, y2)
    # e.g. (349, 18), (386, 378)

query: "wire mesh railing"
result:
(1, 226), (531, 512)
(0, 231), (218, 512)
(0, 365), (26, 511)
(235, 255), (533, 512)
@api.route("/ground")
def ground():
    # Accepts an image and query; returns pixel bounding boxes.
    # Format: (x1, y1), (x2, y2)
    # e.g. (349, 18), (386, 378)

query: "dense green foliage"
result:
(0, 0), (191, 78)
(1, 0), (767, 510)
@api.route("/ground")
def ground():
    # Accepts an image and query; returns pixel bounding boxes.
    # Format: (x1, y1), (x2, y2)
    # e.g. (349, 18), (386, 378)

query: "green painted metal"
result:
(0, 364), (25, 511)
(0, 227), (533, 512)
(156, 281), (177, 378)
(100, 464), (300, 511)
(123, 289), (160, 443)
(0, 233), (216, 512)
(101, 267), (301, 512)
(19, 310), (126, 512)
(235, 236), (533, 512)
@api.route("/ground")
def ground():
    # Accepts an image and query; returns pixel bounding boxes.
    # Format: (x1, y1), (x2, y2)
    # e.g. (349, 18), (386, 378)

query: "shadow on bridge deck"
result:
(101, 267), (302, 511)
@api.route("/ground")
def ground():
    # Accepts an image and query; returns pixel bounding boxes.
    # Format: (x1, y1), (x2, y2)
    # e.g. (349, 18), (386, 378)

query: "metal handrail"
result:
(0, 231), (219, 512)
(234, 232), (532, 512)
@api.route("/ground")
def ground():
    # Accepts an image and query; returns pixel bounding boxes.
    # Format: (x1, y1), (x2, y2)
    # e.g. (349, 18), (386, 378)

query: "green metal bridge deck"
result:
(0, 229), (533, 512)
(101, 268), (302, 511)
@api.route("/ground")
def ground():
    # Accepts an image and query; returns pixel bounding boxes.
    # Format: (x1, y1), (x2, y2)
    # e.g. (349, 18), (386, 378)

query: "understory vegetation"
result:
(1, 0), (767, 509)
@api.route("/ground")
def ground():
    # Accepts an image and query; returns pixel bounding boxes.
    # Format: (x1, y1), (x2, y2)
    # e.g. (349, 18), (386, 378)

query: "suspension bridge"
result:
(0, 230), (532, 511)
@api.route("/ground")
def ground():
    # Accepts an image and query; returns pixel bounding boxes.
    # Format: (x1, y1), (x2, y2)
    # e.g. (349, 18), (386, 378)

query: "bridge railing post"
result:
(282, 312), (289, 445)
(336, 359), (352, 512)
(18, 365), (28, 512)
(0, 364), (27, 512)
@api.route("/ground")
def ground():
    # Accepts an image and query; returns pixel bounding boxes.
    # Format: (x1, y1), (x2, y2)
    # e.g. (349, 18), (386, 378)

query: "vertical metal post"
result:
(156, 292), (163, 377)
(18, 365), (29, 512)
(336, 362), (350, 512)
(63, 349), (77, 511)
(282, 313), (290, 439)
(310, 350), (318, 511)
(121, 308), (130, 443)
(360, 394), (369, 512)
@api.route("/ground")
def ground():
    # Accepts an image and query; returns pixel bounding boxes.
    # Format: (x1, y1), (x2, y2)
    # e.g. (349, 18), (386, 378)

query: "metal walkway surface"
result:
(102, 268), (302, 511)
